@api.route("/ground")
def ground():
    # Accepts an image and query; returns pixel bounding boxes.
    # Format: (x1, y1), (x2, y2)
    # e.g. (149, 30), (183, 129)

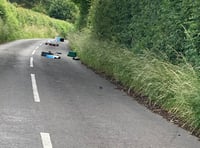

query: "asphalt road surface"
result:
(0, 39), (199, 148)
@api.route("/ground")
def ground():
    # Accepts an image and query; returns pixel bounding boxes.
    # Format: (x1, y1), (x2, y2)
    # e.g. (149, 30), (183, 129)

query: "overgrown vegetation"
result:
(3, 0), (200, 137)
(68, 0), (200, 136)
(72, 0), (91, 29)
(48, 0), (79, 23)
(69, 30), (200, 136)
(0, 0), (73, 42)
(9, 0), (91, 29)
(9, 0), (80, 24)
(89, 0), (200, 67)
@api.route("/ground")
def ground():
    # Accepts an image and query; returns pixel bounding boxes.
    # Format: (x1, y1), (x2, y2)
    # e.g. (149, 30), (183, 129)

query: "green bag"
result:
(68, 51), (77, 57)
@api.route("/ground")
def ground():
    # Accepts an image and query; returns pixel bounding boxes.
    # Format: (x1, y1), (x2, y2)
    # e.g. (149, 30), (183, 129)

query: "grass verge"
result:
(68, 30), (200, 137)
(0, 0), (74, 42)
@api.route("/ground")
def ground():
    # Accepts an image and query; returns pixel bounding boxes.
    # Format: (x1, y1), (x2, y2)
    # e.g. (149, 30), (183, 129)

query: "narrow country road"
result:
(0, 39), (199, 148)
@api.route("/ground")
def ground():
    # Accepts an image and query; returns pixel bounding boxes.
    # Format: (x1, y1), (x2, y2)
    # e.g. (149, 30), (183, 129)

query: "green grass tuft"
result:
(68, 30), (200, 135)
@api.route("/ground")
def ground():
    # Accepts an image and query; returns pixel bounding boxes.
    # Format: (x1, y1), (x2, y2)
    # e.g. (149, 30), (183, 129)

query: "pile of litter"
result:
(41, 51), (61, 59)
(67, 51), (80, 60)
(44, 37), (65, 47)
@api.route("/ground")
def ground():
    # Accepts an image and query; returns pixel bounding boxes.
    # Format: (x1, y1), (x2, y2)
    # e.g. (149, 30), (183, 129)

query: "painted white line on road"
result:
(40, 133), (53, 148)
(31, 74), (40, 102)
(30, 57), (34, 68)
(32, 50), (36, 55)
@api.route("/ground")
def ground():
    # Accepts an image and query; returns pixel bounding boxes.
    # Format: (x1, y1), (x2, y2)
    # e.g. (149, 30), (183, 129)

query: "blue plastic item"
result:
(46, 54), (54, 59)
(55, 37), (61, 42)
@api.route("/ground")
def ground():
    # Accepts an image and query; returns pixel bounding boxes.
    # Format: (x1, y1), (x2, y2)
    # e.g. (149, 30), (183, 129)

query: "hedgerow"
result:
(0, 0), (74, 43)
(89, 0), (200, 67)
(69, 30), (200, 136)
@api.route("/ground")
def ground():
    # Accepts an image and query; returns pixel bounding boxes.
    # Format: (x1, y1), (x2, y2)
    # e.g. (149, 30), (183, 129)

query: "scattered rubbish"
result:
(46, 54), (54, 58)
(56, 52), (62, 54)
(55, 37), (65, 42)
(46, 54), (61, 59)
(72, 57), (80, 60)
(45, 39), (59, 46)
(41, 51), (52, 56)
(68, 51), (77, 57)
(60, 38), (64, 42)
(41, 51), (61, 59)
(53, 55), (61, 59)
(68, 51), (80, 60)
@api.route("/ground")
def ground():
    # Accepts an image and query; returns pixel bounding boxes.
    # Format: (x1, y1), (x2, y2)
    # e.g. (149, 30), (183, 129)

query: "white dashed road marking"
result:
(40, 133), (53, 148)
(31, 44), (52, 147)
(31, 74), (40, 102)
(32, 50), (36, 55)
(30, 57), (33, 68)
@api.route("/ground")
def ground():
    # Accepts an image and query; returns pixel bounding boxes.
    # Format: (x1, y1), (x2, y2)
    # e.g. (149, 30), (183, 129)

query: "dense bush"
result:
(89, 0), (200, 67)
(48, 0), (79, 23)
(9, 0), (81, 26)
(72, 0), (91, 29)
(16, 7), (74, 37)
(0, 0), (20, 41)
(9, 0), (40, 8)
(0, 0), (74, 42)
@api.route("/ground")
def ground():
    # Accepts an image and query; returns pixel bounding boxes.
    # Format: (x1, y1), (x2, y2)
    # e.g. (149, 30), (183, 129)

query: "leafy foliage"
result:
(69, 30), (200, 136)
(9, 0), (80, 24)
(89, 0), (200, 67)
(48, 0), (79, 23)
(72, 0), (91, 29)
(9, 0), (92, 29)
(9, 0), (41, 8)
(68, 0), (200, 135)
(0, 0), (74, 42)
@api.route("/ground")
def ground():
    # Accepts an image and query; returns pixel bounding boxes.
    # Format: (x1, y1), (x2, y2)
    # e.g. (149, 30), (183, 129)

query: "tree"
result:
(48, 0), (79, 23)
(9, 0), (40, 8)
(72, 0), (91, 29)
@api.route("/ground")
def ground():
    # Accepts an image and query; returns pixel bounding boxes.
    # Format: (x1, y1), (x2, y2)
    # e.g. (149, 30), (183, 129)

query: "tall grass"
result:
(0, 0), (74, 43)
(68, 30), (200, 135)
